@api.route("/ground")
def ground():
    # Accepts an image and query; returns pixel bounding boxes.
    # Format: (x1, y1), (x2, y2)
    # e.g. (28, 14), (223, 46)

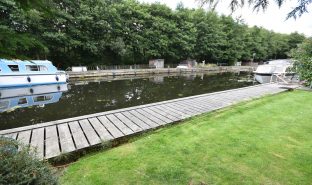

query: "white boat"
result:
(253, 59), (298, 84)
(0, 59), (68, 88)
(0, 84), (68, 113)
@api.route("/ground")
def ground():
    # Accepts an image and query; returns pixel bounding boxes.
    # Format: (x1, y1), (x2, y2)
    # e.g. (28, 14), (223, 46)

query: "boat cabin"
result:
(0, 59), (58, 75)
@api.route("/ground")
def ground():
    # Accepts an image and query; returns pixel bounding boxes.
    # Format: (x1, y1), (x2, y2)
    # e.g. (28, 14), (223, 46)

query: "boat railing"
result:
(270, 73), (289, 84)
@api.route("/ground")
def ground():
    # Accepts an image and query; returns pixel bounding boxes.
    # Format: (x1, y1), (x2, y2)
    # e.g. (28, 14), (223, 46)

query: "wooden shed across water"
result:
(149, 59), (164, 69)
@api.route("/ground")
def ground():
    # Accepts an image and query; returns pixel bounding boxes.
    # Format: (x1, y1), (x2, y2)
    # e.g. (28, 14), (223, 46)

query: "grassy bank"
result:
(60, 90), (312, 185)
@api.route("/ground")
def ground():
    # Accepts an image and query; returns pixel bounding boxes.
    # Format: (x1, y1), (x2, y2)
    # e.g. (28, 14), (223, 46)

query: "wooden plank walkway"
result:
(0, 83), (292, 159)
(68, 66), (254, 79)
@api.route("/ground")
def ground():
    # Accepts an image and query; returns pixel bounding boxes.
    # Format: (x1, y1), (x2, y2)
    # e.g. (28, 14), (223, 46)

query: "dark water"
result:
(0, 72), (254, 130)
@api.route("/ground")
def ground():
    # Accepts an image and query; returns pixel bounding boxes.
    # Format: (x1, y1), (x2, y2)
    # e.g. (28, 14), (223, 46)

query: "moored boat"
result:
(253, 59), (298, 84)
(0, 59), (68, 88)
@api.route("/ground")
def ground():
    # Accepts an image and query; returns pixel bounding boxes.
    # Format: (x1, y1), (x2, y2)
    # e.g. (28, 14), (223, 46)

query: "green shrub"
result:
(0, 136), (58, 185)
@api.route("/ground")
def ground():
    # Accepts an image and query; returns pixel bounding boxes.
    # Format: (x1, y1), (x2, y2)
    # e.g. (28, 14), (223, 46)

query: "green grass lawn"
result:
(60, 90), (312, 185)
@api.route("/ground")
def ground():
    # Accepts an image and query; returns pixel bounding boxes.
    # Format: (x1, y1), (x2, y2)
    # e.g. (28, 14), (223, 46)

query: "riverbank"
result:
(67, 66), (255, 79)
(60, 90), (312, 185)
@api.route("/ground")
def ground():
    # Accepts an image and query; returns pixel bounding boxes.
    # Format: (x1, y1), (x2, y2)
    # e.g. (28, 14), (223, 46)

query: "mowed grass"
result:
(60, 90), (312, 185)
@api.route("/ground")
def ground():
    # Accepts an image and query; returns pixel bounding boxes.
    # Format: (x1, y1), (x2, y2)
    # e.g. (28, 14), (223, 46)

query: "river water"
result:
(0, 72), (254, 130)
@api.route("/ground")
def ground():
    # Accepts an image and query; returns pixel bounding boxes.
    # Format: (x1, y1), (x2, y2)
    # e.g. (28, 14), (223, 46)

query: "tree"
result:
(170, 6), (197, 60)
(197, 0), (312, 19)
(0, 0), (306, 67)
(0, 0), (48, 59)
(193, 9), (226, 63)
(291, 38), (312, 87)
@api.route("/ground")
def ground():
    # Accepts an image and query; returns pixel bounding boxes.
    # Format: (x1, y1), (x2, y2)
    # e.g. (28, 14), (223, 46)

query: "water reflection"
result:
(149, 76), (164, 84)
(0, 84), (68, 113)
(0, 72), (254, 130)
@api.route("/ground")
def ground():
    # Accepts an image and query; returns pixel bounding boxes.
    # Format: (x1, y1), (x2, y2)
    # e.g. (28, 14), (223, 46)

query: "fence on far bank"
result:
(67, 66), (257, 79)
(69, 64), (179, 71)
(66, 62), (258, 72)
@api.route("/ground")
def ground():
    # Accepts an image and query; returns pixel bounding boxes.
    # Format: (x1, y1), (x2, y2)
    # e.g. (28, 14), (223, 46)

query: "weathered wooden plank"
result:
(174, 100), (208, 113)
(153, 105), (182, 120)
(198, 98), (227, 109)
(207, 96), (239, 105)
(221, 92), (247, 100)
(156, 104), (191, 119)
(114, 113), (142, 133)
(187, 99), (219, 111)
(58, 123), (75, 153)
(98, 116), (124, 138)
(45, 125), (61, 159)
(188, 96), (231, 109)
(121, 111), (151, 130)
(165, 102), (198, 116)
(68, 121), (89, 150)
(79, 119), (101, 146)
(88, 117), (113, 141)
(29, 128), (45, 159)
(17, 130), (31, 146)
(129, 110), (159, 128)
(135, 109), (165, 126)
(148, 106), (180, 122)
(212, 94), (239, 104)
(141, 107), (172, 124)
(173, 101), (203, 114)
(106, 114), (134, 135)
(212, 95), (244, 103)
(179, 99), (214, 112)
(4, 133), (18, 140)
(183, 98), (213, 110)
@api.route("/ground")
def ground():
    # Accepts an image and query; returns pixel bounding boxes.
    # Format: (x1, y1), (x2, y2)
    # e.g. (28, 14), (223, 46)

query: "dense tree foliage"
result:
(0, 0), (306, 68)
(291, 38), (312, 87)
(198, 0), (312, 19)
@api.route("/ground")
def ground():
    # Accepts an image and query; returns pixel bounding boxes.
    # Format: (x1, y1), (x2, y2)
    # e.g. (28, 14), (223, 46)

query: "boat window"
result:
(39, 65), (48, 71)
(26, 65), (48, 71)
(33, 95), (53, 102)
(26, 65), (39, 71)
(18, 98), (28, 105)
(8, 65), (19, 72)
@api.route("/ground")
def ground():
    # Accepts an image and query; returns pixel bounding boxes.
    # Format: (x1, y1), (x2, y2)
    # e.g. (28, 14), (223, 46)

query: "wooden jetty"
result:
(67, 66), (254, 79)
(0, 83), (292, 159)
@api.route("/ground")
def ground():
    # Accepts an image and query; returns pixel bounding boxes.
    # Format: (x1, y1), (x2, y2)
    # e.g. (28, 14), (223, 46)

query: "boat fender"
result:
(30, 88), (34, 94)
(27, 76), (31, 83)
(57, 85), (61, 91)
(56, 76), (59, 81)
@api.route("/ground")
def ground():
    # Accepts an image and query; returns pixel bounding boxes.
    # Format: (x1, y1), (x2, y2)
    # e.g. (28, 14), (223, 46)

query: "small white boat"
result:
(253, 59), (298, 84)
(0, 84), (68, 113)
(0, 59), (68, 88)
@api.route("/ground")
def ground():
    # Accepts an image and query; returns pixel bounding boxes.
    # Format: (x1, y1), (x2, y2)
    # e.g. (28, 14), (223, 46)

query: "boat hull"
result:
(0, 73), (67, 88)
(254, 73), (299, 84)
(254, 74), (274, 84)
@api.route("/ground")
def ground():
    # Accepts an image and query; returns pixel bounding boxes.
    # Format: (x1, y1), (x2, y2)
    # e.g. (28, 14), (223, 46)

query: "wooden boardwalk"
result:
(0, 83), (291, 159)
(68, 66), (254, 78)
